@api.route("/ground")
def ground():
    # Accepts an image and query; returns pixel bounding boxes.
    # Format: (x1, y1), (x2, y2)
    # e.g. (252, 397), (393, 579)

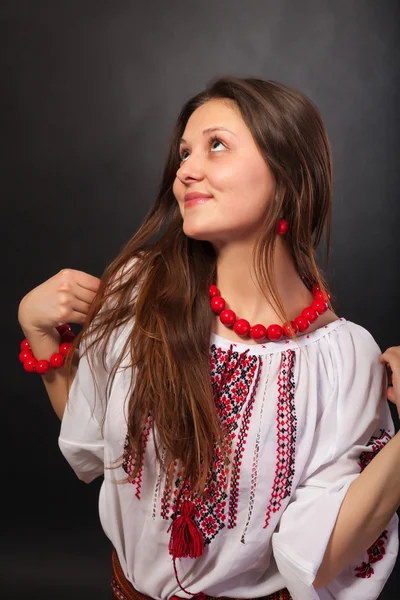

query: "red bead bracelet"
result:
(210, 283), (331, 342)
(19, 323), (76, 374)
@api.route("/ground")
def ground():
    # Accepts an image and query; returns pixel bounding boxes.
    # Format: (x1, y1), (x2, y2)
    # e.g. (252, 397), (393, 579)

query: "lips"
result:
(183, 192), (213, 209)
(184, 192), (213, 203)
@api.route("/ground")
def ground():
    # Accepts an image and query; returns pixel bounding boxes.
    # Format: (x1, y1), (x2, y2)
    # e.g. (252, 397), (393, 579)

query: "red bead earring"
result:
(277, 218), (288, 235)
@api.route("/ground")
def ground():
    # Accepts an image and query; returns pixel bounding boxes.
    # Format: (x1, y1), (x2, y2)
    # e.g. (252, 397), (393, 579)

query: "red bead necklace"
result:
(209, 284), (330, 341)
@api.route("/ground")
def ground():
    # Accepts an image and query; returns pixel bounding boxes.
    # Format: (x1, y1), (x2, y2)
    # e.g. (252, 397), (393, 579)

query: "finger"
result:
(380, 355), (400, 375)
(386, 386), (396, 404)
(65, 310), (89, 326)
(74, 287), (100, 306)
(379, 351), (392, 365)
(75, 273), (101, 292)
(382, 366), (393, 392)
(71, 297), (95, 315)
(60, 269), (101, 292)
(387, 370), (393, 386)
(380, 346), (400, 363)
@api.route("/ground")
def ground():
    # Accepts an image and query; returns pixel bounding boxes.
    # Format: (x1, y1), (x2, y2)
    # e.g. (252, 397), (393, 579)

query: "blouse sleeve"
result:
(58, 333), (109, 484)
(58, 259), (137, 483)
(272, 324), (399, 600)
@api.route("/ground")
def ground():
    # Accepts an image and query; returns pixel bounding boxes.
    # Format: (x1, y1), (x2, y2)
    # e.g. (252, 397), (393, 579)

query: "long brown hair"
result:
(66, 76), (332, 495)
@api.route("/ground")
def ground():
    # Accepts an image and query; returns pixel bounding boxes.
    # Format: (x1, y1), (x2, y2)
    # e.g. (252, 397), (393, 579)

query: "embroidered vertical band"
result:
(264, 349), (297, 529)
(111, 548), (293, 600)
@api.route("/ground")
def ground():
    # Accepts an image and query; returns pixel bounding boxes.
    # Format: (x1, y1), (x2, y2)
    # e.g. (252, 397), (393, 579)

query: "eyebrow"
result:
(180, 126), (237, 144)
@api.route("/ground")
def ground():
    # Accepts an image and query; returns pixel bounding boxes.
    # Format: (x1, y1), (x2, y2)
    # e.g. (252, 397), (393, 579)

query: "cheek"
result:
(239, 158), (273, 193)
(207, 162), (240, 196)
(172, 177), (184, 204)
(215, 159), (273, 209)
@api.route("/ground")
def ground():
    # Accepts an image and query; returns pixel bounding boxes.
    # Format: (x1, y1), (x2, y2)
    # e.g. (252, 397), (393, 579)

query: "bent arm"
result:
(314, 428), (400, 588)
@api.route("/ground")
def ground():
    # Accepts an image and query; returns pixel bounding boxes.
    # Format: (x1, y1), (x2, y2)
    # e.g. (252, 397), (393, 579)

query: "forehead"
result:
(182, 98), (247, 137)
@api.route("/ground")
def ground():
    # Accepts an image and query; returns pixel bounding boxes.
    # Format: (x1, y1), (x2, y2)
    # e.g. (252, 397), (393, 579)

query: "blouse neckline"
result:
(210, 317), (346, 355)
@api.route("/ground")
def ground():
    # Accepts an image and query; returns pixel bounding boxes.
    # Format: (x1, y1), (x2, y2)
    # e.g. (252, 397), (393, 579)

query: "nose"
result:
(176, 153), (205, 185)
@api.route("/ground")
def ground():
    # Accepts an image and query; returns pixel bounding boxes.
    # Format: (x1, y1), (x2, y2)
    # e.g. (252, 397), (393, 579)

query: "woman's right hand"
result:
(380, 346), (400, 418)
(18, 268), (101, 334)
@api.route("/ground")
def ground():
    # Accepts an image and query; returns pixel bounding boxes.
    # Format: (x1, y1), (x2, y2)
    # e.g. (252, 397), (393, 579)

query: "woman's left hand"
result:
(380, 346), (400, 417)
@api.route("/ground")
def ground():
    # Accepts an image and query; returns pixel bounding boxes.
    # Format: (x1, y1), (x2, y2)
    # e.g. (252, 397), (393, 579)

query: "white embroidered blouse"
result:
(59, 317), (399, 600)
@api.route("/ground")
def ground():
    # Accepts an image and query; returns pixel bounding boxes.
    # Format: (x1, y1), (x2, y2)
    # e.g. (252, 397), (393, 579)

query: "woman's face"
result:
(172, 99), (276, 246)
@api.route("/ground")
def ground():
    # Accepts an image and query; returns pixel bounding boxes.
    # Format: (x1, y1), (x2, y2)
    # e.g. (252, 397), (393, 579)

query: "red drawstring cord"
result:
(169, 347), (249, 598)
(168, 500), (205, 560)
(168, 500), (205, 596)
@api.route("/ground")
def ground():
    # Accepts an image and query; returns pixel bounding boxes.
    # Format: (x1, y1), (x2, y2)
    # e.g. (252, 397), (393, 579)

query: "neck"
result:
(214, 237), (312, 326)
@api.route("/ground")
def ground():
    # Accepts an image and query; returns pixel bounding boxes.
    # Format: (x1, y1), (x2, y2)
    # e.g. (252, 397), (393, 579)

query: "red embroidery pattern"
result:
(228, 356), (263, 528)
(241, 356), (272, 543)
(358, 429), (392, 472)
(211, 346), (259, 436)
(170, 446), (228, 545)
(122, 415), (152, 500)
(165, 346), (261, 546)
(354, 429), (392, 578)
(355, 531), (388, 578)
(264, 350), (297, 529)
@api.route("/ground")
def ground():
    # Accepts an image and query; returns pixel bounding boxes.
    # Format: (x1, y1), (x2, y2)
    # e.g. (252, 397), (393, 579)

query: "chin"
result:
(183, 227), (210, 241)
(183, 226), (229, 248)
(182, 221), (214, 241)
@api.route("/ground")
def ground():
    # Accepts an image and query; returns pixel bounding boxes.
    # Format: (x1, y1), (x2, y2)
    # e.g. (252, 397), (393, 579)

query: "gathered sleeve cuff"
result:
(58, 333), (109, 483)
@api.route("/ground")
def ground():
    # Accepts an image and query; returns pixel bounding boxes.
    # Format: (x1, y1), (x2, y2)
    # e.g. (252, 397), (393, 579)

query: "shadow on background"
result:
(3, 477), (112, 600)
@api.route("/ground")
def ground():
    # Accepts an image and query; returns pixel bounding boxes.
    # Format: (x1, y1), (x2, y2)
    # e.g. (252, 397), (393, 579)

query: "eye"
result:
(179, 147), (189, 162)
(209, 136), (225, 152)
(178, 136), (226, 162)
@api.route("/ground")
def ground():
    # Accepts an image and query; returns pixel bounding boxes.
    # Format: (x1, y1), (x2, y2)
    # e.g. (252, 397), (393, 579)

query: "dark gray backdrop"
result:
(3, 1), (399, 598)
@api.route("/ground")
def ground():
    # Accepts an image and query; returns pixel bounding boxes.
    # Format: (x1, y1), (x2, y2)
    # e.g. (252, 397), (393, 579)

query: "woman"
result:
(18, 77), (400, 600)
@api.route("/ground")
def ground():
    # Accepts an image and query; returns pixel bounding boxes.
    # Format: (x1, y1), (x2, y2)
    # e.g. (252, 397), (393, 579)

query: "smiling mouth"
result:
(184, 196), (213, 208)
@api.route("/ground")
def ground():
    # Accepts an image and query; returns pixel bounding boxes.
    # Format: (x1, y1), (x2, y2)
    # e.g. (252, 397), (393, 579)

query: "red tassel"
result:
(168, 500), (205, 559)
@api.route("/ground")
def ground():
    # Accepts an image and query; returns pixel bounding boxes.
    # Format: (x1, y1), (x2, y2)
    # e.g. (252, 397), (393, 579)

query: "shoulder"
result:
(327, 321), (386, 415)
(299, 319), (385, 399)
(308, 318), (382, 362)
(336, 320), (382, 364)
(108, 253), (148, 290)
(296, 318), (382, 367)
(85, 254), (148, 359)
